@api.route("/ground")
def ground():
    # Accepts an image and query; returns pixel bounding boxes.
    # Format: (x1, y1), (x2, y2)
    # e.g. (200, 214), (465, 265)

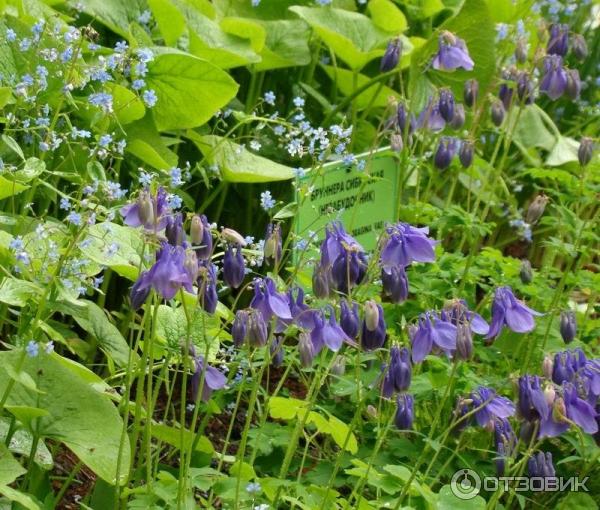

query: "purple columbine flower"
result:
(190, 214), (213, 260)
(540, 382), (598, 437)
(552, 349), (586, 385)
(270, 336), (284, 367)
(517, 375), (549, 422)
(223, 245), (245, 289)
(498, 82), (514, 110)
(432, 31), (474, 71)
(121, 187), (169, 231)
(165, 212), (185, 246)
(494, 417), (516, 476)
(486, 286), (542, 341)
(540, 55), (568, 101)
(380, 37), (402, 72)
(470, 386), (516, 428)
(276, 287), (317, 333)
(380, 222), (437, 269)
(130, 243), (194, 308)
(340, 299), (360, 339)
(232, 309), (249, 346)
(516, 72), (535, 105)
(197, 260), (218, 314)
(415, 98), (446, 132)
(361, 300), (387, 351)
(437, 89), (455, 122)
(395, 393), (414, 430)
(434, 136), (458, 170)
(318, 222), (367, 294)
(382, 346), (412, 397)
(247, 309), (269, 347)
(381, 265), (409, 304)
(298, 331), (316, 368)
(547, 23), (569, 56)
(565, 68), (581, 100)
(310, 307), (353, 354)
(444, 299), (490, 336)
(528, 451), (556, 481)
(410, 311), (457, 363)
(250, 277), (292, 321)
(190, 347), (227, 402)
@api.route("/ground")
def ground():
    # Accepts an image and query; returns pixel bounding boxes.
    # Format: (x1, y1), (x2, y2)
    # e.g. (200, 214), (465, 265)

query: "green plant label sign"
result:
(295, 148), (399, 251)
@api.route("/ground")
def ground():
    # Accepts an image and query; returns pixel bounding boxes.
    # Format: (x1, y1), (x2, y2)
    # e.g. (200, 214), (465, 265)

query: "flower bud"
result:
(222, 228), (247, 246)
(340, 299), (359, 339)
(390, 133), (403, 152)
(565, 69), (581, 100)
(544, 385), (556, 406)
(183, 250), (198, 282)
(559, 311), (576, 344)
(270, 337), (284, 367)
(517, 72), (535, 105)
(395, 394), (414, 430)
(166, 213), (185, 246)
(463, 79), (478, 107)
(138, 191), (155, 227)
(543, 355), (553, 379)
(264, 223), (282, 265)
(298, 331), (315, 368)
(312, 265), (330, 298)
(553, 397), (567, 422)
(381, 265), (409, 303)
(515, 39), (528, 63)
(366, 404), (378, 419)
(578, 137), (594, 166)
(547, 23), (569, 56)
(525, 194), (549, 224)
(455, 323), (473, 360)
(190, 215), (204, 245)
(380, 38), (402, 72)
(491, 99), (505, 126)
(248, 310), (268, 347)
(364, 300), (380, 331)
(232, 310), (249, 346)
(434, 136), (457, 170)
(571, 34), (588, 61)
(438, 89), (455, 122)
(520, 259), (533, 284)
(331, 354), (346, 376)
(449, 104), (465, 130)
(223, 245), (245, 289)
(459, 140), (474, 168)
(498, 83), (513, 110)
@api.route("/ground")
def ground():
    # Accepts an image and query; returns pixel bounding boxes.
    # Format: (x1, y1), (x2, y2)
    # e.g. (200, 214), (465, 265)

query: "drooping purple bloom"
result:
(310, 307), (353, 353)
(494, 417), (516, 476)
(528, 452), (556, 480)
(247, 309), (269, 347)
(459, 140), (474, 168)
(540, 55), (568, 101)
(395, 102), (415, 136)
(410, 311), (457, 363)
(395, 393), (414, 430)
(165, 212), (185, 246)
(470, 386), (516, 428)
(317, 222), (367, 295)
(340, 299), (360, 339)
(517, 375), (549, 422)
(552, 349), (586, 385)
(444, 299), (490, 336)
(486, 286), (542, 341)
(121, 187), (169, 231)
(463, 79), (478, 107)
(361, 301), (386, 351)
(547, 23), (569, 56)
(434, 136), (458, 170)
(432, 31), (474, 71)
(559, 311), (577, 344)
(250, 277), (292, 321)
(565, 68), (581, 100)
(415, 99), (446, 132)
(437, 89), (455, 122)
(380, 37), (402, 72)
(270, 336), (284, 367)
(540, 382), (598, 437)
(232, 309), (249, 346)
(197, 260), (218, 314)
(382, 346), (412, 397)
(449, 104), (465, 130)
(381, 265), (409, 303)
(190, 214), (213, 260)
(298, 331), (316, 368)
(516, 72), (535, 105)
(276, 287), (317, 333)
(223, 245), (245, 289)
(130, 243), (194, 307)
(380, 222), (437, 269)
(498, 83), (514, 111)
(190, 349), (227, 402)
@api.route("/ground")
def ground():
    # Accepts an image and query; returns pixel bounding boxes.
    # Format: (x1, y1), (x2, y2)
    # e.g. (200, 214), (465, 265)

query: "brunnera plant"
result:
(0, 0), (598, 509)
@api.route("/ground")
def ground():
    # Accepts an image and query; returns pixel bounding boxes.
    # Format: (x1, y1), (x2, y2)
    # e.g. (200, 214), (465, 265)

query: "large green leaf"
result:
(125, 115), (179, 169)
(76, 0), (146, 38)
(0, 444), (25, 486)
(322, 65), (400, 110)
(254, 19), (311, 71)
(408, 0), (495, 109)
(0, 176), (29, 200)
(368, 0), (407, 33)
(0, 278), (42, 307)
(290, 6), (390, 70)
(68, 300), (137, 369)
(0, 351), (130, 485)
(0, 418), (53, 470)
(148, 0), (187, 46)
(79, 221), (144, 281)
(171, 0), (260, 68)
(145, 48), (239, 131)
(189, 133), (294, 183)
